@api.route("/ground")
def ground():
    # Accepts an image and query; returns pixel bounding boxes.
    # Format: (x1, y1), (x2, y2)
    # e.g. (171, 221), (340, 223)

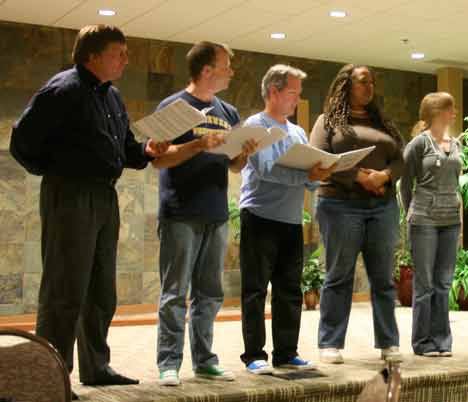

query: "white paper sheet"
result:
(208, 126), (287, 159)
(334, 147), (376, 172)
(131, 98), (208, 142)
(275, 144), (375, 172)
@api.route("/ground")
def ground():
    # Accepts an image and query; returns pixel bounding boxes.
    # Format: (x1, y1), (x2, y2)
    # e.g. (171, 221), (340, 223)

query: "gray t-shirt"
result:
(400, 131), (462, 226)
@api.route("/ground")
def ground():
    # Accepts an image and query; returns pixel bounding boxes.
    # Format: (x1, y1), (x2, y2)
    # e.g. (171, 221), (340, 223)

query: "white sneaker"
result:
(421, 351), (440, 357)
(381, 346), (403, 362)
(319, 348), (344, 364)
(439, 351), (453, 357)
(246, 360), (274, 375)
(159, 369), (180, 386)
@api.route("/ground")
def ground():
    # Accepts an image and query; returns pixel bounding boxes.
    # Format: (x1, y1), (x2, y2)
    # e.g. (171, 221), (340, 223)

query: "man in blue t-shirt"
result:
(239, 65), (334, 375)
(152, 41), (257, 386)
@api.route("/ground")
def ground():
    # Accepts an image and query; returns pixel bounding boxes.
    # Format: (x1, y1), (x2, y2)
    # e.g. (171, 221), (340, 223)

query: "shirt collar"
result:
(260, 112), (289, 129)
(76, 64), (112, 94)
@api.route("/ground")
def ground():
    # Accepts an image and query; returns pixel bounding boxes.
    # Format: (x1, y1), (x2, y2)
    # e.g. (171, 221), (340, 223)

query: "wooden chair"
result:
(0, 328), (71, 402)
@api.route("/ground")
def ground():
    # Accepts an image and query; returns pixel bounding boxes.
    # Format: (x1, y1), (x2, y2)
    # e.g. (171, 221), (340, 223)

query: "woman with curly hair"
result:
(310, 64), (404, 364)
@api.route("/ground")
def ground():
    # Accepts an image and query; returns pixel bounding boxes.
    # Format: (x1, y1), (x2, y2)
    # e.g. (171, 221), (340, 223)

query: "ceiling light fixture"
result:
(411, 52), (425, 60)
(329, 10), (347, 18)
(98, 9), (116, 16)
(270, 32), (286, 40)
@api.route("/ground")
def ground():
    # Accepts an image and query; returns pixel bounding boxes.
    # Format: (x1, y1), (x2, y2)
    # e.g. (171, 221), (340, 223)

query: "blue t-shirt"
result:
(158, 90), (240, 222)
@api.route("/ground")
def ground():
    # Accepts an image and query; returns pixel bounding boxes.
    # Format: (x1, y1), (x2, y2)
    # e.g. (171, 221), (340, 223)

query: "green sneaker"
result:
(159, 369), (180, 386)
(194, 365), (235, 381)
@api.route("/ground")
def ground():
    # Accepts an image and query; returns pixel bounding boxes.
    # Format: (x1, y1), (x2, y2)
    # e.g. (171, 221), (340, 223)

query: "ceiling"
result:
(1, 0), (468, 75)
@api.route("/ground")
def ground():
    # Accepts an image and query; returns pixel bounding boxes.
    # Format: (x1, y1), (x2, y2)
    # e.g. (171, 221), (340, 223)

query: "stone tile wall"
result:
(0, 20), (437, 314)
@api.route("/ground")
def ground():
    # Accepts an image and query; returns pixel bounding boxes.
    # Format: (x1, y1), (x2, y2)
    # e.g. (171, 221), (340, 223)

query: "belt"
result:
(44, 175), (118, 187)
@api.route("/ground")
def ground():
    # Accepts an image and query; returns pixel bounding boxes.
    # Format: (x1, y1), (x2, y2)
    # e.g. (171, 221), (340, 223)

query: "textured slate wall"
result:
(0, 20), (437, 314)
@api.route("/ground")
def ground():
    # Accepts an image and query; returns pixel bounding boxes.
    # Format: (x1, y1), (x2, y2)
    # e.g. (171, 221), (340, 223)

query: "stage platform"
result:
(68, 304), (468, 402)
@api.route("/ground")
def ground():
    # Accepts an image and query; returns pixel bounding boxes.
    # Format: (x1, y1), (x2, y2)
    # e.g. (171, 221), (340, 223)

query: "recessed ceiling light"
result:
(270, 32), (286, 40)
(329, 10), (347, 18)
(411, 52), (425, 60)
(98, 9), (116, 16)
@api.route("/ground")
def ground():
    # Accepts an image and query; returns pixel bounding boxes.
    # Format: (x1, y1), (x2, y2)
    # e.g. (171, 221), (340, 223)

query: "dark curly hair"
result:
(323, 64), (403, 146)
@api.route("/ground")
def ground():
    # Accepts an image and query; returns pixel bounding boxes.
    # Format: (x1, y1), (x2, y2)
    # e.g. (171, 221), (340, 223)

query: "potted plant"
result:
(394, 181), (413, 307)
(458, 128), (468, 249)
(225, 198), (241, 270)
(302, 209), (312, 244)
(301, 246), (324, 310)
(394, 250), (413, 307)
(449, 248), (468, 311)
(450, 126), (468, 309)
(228, 198), (241, 242)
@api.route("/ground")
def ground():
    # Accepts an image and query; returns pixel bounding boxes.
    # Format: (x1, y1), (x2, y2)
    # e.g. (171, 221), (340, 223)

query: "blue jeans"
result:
(409, 224), (460, 354)
(316, 197), (400, 349)
(157, 219), (228, 371)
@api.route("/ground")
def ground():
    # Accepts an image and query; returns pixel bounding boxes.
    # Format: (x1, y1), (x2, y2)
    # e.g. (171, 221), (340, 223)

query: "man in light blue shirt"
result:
(239, 65), (334, 374)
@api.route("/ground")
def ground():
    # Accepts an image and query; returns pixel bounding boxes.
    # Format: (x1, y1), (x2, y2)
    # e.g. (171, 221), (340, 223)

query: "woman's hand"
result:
(356, 169), (389, 196)
(360, 168), (391, 188)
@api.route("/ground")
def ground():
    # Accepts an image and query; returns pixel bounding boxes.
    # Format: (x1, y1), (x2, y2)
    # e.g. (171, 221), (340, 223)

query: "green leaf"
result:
(394, 179), (413, 273)
(302, 210), (312, 225)
(228, 197), (241, 241)
(449, 248), (468, 310)
(301, 246), (325, 293)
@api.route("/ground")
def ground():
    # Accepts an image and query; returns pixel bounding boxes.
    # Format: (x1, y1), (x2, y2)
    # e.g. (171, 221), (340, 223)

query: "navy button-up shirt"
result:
(10, 64), (150, 179)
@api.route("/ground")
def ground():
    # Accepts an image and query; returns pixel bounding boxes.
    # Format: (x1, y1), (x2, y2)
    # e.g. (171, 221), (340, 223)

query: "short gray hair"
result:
(261, 64), (307, 100)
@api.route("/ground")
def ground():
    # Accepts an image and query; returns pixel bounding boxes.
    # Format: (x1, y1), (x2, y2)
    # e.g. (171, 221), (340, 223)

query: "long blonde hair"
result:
(411, 92), (455, 136)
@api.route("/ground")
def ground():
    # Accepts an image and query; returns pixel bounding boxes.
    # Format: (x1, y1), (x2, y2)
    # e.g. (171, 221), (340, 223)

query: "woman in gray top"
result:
(400, 92), (461, 357)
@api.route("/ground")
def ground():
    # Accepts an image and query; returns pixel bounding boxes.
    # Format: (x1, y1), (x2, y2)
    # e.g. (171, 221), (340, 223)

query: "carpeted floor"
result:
(75, 356), (468, 402)
(70, 304), (468, 402)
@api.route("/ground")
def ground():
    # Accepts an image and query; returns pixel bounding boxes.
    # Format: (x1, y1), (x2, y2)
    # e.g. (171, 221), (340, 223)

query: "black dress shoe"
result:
(71, 390), (79, 400)
(82, 367), (139, 386)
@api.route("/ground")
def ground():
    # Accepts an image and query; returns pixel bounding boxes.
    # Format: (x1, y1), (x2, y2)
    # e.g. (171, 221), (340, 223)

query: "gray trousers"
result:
(409, 224), (460, 354)
(36, 175), (119, 383)
(157, 219), (228, 371)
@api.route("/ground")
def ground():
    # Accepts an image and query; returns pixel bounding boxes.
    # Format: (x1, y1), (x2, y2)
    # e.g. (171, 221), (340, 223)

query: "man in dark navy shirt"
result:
(10, 25), (168, 399)
(152, 41), (257, 386)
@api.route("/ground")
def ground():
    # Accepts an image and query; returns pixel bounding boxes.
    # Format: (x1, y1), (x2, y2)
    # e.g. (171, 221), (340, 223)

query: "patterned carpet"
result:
(75, 355), (468, 402)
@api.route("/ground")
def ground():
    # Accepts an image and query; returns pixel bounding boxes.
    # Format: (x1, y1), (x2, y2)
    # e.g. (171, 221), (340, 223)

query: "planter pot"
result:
(457, 288), (468, 311)
(303, 290), (320, 310)
(395, 265), (413, 307)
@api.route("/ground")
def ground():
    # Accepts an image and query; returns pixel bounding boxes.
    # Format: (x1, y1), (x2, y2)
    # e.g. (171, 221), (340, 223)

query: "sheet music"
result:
(131, 98), (208, 142)
(333, 146), (376, 172)
(208, 126), (287, 159)
(275, 144), (338, 170)
(275, 144), (375, 172)
(257, 127), (287, 151)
